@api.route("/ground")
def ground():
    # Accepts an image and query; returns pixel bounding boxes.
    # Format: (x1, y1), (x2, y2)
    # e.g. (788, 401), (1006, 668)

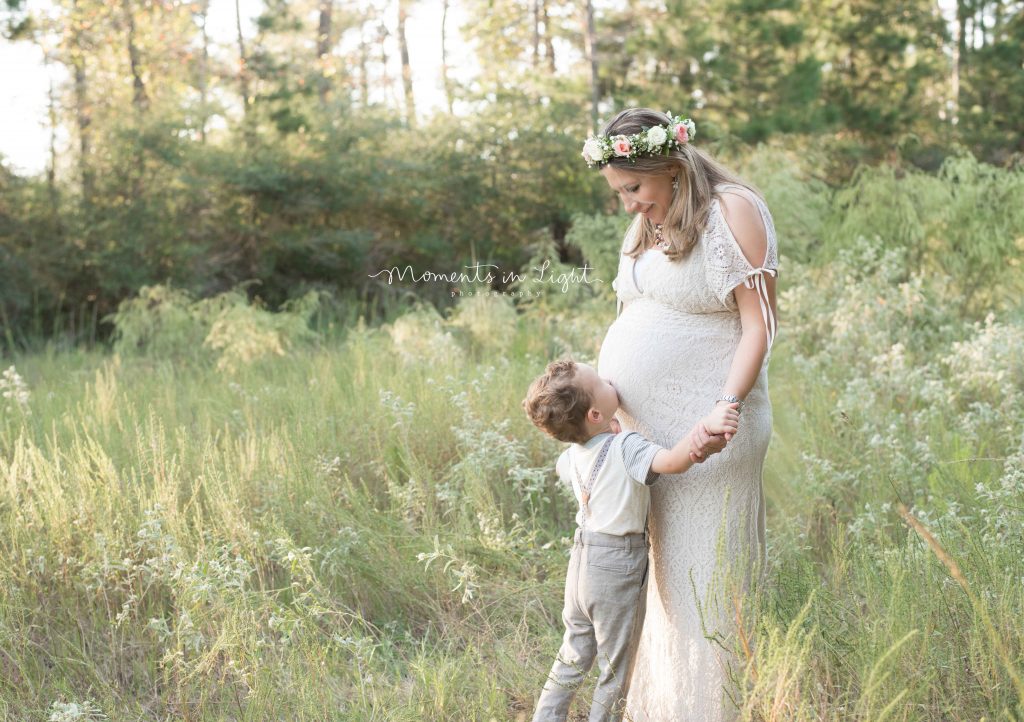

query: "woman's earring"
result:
(672, 177), (679, 191)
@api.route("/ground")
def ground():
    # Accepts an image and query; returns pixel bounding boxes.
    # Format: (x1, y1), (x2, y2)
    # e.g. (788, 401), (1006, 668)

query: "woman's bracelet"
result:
(716, 394), (744, 413)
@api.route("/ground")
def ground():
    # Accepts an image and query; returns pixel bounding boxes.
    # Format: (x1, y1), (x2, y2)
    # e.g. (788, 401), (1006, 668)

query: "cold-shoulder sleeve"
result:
(703, 190), (779, 348)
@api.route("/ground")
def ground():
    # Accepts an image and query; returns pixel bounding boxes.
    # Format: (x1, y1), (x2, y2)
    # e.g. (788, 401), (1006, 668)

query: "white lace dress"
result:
(597, 184), (778, 722)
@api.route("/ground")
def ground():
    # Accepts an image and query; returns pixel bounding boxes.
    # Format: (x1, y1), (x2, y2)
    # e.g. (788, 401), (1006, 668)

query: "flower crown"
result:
(581, 113), (696, 168)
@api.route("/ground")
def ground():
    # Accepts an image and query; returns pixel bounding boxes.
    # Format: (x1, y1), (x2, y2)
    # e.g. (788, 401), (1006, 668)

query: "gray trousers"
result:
(532, 528), (649, 722)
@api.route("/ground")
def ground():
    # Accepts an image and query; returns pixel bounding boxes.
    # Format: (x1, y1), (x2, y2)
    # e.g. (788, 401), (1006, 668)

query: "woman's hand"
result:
(688, 422), (728, 463)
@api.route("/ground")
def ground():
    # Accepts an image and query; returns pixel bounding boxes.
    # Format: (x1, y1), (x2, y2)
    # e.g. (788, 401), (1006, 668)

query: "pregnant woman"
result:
(583, 108), (778, 721)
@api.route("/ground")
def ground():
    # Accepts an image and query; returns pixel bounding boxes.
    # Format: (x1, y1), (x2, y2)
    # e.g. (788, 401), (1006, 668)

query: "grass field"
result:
(2, 156), (1024, 720)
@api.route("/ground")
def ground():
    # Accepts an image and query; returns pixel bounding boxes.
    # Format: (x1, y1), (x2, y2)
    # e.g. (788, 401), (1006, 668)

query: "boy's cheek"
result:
(609, 418), (622, 434)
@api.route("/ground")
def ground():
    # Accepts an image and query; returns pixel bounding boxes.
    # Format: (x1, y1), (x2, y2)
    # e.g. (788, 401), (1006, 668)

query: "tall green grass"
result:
(2, 154), (1023, 720)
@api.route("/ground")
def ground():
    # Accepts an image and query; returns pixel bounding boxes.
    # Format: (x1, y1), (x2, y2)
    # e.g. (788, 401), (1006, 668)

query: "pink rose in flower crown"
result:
(611, 135), (632, 157)
(674, 123), (689, 144)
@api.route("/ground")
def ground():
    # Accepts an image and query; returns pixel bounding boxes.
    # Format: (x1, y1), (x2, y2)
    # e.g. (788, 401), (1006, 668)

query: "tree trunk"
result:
(359, 32), (370, 107)
(317, 0), (333, 104)
(198, 0), (210, 141)
(532, 0), (540, 67)
(70, 0), (93, 201)
(378, 22), (397, 108)
(73, 59), (91, 198)
(951, 0), (962, 126)
(542, 0), (556, 73)
(45, 61), (60, 216)
(123, 0), (148, 112)
(397, 0), (416, 125)
(235, 0), (251, 118)
(957, 0), (968, 56)
(582, 0), (599, 131)
(441, 0), (453, 113)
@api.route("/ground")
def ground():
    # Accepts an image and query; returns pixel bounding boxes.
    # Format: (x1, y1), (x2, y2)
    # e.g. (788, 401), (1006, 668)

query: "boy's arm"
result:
(651, 403), (739, 475)
(650, 430), (699, 475)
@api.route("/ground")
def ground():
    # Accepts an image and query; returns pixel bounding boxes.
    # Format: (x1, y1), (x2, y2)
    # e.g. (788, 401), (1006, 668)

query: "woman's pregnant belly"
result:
(597, 298), (753, 444)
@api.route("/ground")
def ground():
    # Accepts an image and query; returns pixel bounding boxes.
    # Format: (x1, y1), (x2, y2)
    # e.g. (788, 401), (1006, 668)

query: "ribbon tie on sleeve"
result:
(742, 267), (778, 349)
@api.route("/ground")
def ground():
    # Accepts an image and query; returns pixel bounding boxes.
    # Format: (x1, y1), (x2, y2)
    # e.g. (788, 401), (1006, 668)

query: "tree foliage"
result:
(0, 0), (1022, 344)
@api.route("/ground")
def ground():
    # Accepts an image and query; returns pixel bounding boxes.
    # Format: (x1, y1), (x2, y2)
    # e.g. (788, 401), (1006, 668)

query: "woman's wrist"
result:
(716, 394), (744, 413)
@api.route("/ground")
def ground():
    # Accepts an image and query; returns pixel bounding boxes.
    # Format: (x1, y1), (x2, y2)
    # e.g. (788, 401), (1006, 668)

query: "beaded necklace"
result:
(654, 224), (670, 250)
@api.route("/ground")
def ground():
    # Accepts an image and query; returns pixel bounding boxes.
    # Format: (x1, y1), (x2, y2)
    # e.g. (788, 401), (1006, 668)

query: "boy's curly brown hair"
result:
(522, 358), (593, 444)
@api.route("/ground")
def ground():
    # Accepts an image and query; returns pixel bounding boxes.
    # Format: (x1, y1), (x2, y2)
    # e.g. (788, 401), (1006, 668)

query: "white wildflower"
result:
(1, 365), (30, 412)
(48, 700), (107, 721)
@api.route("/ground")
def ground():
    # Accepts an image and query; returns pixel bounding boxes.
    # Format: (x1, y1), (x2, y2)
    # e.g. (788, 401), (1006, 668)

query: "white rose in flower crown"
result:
(582, 137), (605, 164)
(646, 125), (667, 147)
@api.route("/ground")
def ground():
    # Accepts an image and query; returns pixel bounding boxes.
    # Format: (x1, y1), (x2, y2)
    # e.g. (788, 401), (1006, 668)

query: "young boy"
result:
(522, 358), (739, 722)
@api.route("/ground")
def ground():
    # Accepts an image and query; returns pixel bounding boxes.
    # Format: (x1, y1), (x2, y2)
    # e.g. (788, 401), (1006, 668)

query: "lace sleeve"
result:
(704, 191), (779, 348)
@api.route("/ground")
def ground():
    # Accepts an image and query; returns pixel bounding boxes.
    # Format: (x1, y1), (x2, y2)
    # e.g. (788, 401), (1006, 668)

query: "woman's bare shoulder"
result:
(717, 190), (767, 267)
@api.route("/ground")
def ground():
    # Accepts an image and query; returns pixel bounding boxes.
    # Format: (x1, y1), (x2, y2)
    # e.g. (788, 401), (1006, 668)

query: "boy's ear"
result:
(587, 407), (601, 423)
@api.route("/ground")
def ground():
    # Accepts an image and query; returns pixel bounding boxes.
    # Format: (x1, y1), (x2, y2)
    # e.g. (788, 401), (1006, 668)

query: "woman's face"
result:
(600, 165), (674, 225)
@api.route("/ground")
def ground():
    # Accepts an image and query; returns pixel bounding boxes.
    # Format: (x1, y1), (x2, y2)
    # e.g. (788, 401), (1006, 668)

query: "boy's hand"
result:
(688, 423), (728, 462)
(704, 402), (740, 440)
(652, 403), (740, 474)
(689, 403), (739, 462)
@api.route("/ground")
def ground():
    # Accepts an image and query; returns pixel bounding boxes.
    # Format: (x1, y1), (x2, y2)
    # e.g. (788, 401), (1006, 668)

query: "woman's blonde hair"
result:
(599, 108), (762, 260)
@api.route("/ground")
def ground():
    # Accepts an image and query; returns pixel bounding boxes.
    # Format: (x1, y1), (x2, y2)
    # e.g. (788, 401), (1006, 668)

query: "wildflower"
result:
(1, 365), (30, 412)
(48, 700), (107, 721)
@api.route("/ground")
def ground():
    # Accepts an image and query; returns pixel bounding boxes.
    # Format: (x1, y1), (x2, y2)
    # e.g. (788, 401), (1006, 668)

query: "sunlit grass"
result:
(1, 242), (1023, 720)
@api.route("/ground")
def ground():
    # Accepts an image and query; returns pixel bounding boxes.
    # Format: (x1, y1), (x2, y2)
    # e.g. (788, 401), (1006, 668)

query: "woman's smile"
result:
(639, 202), (661, 222)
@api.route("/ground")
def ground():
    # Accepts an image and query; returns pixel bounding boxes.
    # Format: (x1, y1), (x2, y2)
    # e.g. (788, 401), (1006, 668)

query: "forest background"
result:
(1, 0), (1022, 335)
(1, 0), (1024, 719)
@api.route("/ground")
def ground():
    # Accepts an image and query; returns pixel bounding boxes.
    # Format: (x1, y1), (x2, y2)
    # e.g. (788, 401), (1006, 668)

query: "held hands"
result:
(705, 402), (740, 438)
(688, 402), (740, 463)
(651, 403), (739, 475)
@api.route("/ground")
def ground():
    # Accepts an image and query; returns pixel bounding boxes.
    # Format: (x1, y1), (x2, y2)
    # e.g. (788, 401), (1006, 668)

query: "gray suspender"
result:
(571, 435), (615, 524)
